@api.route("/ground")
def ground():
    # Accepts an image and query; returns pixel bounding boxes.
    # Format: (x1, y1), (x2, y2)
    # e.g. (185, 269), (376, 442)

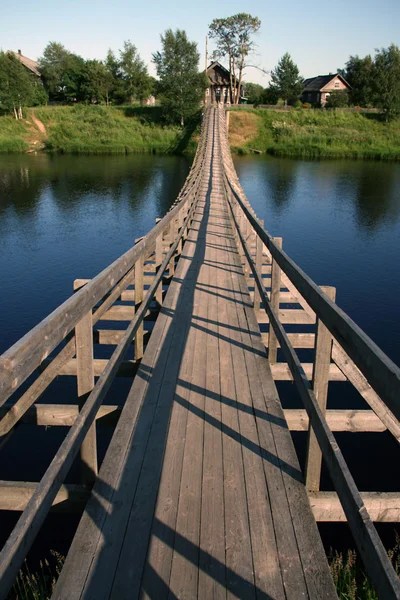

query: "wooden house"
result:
(7, 50), (41, 78)
(302, 73), (350, 106)
(205, 61), (244, 105)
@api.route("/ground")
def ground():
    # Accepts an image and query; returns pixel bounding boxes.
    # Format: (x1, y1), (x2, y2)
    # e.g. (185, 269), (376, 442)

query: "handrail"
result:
(0, 111), (210, 409)
(216, 105), (400, 599)
(0, 168), (202, 597)
(0, 106), (215, 599)
(218, 106), (400, 423)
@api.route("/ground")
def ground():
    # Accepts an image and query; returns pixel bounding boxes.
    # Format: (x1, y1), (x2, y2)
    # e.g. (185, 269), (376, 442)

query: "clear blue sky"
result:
(1, 0), (399, 85)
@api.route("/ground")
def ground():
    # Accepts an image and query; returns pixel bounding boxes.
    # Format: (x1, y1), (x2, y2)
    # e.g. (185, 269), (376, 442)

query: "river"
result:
(0, 152), (399, 559)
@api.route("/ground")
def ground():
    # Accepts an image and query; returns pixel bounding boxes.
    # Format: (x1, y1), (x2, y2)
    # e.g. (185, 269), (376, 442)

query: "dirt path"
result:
(31, 112), (47, 136)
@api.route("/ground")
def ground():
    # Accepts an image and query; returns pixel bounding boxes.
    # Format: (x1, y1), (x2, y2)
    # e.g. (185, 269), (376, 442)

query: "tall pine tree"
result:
(270, 53), (303, 105)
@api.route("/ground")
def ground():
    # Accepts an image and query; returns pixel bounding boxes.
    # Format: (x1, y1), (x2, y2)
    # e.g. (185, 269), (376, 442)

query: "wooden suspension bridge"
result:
(0, 105), (399, 599)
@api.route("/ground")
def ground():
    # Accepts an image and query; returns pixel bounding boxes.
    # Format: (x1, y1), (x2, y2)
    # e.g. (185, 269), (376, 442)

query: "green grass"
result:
(0, 105), (199, 155)
(229, 107), (400, 161)
(34, 105), (189, 155)
(0, 115), (29, 152)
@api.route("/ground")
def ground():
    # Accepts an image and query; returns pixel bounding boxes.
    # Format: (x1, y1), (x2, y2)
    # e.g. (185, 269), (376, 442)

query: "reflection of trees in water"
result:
(0, 155), (49, 218)
(0, 154), (191, 224)
(263, 159), (298, 214)
(351, 164), (400, 232)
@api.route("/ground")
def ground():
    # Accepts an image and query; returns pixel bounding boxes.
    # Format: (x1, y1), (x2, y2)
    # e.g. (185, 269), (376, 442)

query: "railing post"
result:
(75, 310), (97, 488)
(177, 209), (183, 256)
(155, 234), (163, 306)
(268, 237), (282, 364)
(168, 219), (176, 277)
(135, 255), (144, 360)
(254, 220), (264, 312)
(305, 285), (336, 492)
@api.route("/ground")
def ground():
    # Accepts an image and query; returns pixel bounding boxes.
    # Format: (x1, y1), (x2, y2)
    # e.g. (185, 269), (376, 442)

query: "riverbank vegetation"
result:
(228, 108), (400, 160)
(0, 105), (200, 154)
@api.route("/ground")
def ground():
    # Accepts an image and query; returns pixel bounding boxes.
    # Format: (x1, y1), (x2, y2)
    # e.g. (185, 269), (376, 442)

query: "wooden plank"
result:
(262, 332), (315, 348)
(0, 482), (89, 513)
(224, 170), (337, 599)
(306, 286), (336, 493)
(75, 311), (97, 487)
(198, 200), (226, 599)
(53, 188), (202, 600)
(271, 362), (346, 381)
(256, 309), (315, 324)
(140, 198), (205, 598)
(310, 492), (400, 522)
(0, 403), (387, 433)
(168, 198), (209, 599)
(223, 204), (287, 598)
(284, 409), (387, 432)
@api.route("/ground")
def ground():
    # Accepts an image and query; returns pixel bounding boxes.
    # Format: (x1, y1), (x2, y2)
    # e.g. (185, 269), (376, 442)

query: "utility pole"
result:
(205, 36), (209, 106)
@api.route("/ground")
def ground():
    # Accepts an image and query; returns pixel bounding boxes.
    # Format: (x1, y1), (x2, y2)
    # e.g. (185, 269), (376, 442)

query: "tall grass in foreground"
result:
(9, 538), (400, 599)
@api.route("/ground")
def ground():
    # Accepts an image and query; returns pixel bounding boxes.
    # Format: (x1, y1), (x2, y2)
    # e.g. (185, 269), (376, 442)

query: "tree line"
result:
(245, 45), (400, 119)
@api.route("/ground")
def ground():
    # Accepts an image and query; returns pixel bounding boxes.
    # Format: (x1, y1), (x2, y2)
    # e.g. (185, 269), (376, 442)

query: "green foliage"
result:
(244, 82), (264, 105)
(81, 59), (112, 104)
(119, 41), (152, 104)
(371, 44), (400, 120)
(39, 42), (86, 103)
(342, 55), (374, 107)
(228, 107), (400, 160)
(209, 14), (261, 104)
(32, 104), (182, 154)
(152, 29), (206, 126)
(0, 52), (45, 115)
(270, 53), (303, 105)
(262, 86), (280, 105)
(325, 90), (349, 108)
(0, 114), (29, 151)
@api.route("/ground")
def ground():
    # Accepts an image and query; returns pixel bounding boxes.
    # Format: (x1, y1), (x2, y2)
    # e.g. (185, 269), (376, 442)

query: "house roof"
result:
(206, 61), (239, 87)
(303, 73), (350, 91)
(7, 50), (41, 77)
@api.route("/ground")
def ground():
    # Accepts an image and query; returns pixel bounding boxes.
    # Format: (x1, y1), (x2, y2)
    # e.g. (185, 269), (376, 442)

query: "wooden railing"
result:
(216, 105), (400, 599)
(0, 107), (214, 597)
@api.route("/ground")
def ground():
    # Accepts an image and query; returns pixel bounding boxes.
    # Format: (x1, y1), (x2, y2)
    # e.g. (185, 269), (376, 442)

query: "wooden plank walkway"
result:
(53, 109), (336, 599)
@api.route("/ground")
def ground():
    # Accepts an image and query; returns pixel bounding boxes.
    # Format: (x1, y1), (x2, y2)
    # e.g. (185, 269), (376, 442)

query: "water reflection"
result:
(0, 153), (190, 353)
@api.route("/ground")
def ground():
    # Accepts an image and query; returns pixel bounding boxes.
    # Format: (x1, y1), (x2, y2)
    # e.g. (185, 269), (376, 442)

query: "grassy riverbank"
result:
(228, 108), (400, 160)
(0, 105), (199, 155)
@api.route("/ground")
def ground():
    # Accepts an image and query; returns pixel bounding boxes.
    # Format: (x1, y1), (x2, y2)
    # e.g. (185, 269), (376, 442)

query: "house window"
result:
(206, 89), (209, 96)
(334, 82), (340, 88)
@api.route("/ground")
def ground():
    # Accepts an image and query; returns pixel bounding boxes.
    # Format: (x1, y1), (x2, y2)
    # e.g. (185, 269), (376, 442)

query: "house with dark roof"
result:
(6, 50), (41, 78)
(205, 61), (244, 105)
(302, 73), (350, 106)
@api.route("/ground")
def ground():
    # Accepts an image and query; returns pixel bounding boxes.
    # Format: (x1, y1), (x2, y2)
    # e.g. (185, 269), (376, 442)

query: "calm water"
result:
(1, 152), (399, 558)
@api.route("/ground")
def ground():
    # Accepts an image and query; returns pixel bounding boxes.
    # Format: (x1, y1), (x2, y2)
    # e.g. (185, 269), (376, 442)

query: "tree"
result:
(325, 90), (349, 109)
(341, 55), (373, 107)
(269, 53), (303, 105)
(371, 44), (400, 120)
(209, 14), (261, 104)
(39, 42), (85, 102)
(262, 86), (280, 105)
(244, 82), (264, 105)
(119, 41), (151, 104)
(152, 29), (207, 126)
(0, 52), (39, 118)
(81, 60), (113, 104)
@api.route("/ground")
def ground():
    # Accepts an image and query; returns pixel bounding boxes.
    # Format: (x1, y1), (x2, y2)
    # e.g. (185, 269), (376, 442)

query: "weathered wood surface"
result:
(53, 108), (336, 599)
